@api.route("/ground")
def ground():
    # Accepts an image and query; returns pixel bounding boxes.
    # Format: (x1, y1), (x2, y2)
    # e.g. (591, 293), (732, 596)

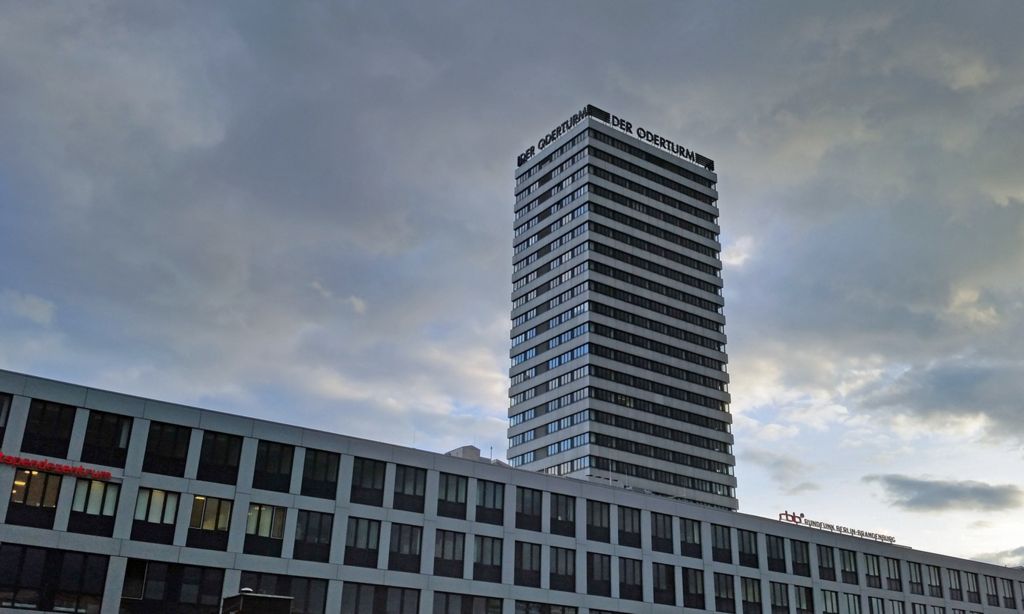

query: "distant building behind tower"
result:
(507, 104), (736, 510)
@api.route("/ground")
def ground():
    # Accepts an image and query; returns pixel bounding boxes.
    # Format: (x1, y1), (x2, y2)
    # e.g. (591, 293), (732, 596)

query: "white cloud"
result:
(722, 235), (756, 268)
(0, 290), (55, 325)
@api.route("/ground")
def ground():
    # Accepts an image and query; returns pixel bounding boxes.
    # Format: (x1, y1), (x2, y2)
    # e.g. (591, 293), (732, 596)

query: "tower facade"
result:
(507, 104), (736, 509)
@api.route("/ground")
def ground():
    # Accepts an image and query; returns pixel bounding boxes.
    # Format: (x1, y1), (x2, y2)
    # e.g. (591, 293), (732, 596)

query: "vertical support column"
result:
(324, 579), (344, 614)
(66, 406), (90, 461)
(289, 445), (305, 495)
(53, 474), (76, 531)
(235, 437), (258, 495)
(123, 417), (149, 479)
(575, 496), (587, 594)
(183, 428), (203, 480)
(101, 555), (127, 614)
(381, 461), (395, 509)
(466, 477), (479, 522)
(377, 520), (391, 570)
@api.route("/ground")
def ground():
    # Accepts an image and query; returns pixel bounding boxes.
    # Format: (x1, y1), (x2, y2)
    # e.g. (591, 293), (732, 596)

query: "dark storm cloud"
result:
(864, 474), (1024, 512)
(1, 1), (1024, 456)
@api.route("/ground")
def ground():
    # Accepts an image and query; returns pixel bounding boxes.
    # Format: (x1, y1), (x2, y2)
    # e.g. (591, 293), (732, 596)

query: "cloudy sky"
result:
(2, 1), (1024, 563)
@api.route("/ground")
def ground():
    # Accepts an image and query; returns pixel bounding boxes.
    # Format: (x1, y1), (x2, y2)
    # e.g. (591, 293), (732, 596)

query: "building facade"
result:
(2, 369), (1023, 614)
(508, 104), (735, 509)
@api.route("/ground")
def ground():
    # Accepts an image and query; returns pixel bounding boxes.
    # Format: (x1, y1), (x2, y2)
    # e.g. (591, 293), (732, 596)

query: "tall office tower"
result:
(507, 105), (736, 510)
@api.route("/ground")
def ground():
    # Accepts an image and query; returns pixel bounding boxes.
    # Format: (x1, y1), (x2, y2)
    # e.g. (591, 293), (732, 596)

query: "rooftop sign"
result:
(779, 510), (896, 544)
(517, 104), (715, 172)
(0, 451), (113, 480)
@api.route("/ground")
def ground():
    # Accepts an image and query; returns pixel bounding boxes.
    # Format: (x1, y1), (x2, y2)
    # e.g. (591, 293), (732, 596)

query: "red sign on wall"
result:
(0, 451), (113, 480)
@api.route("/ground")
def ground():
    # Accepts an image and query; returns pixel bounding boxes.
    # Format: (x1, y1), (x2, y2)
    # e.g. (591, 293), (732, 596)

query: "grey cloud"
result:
(975, 546), (1024, 567)
(854, 359), (1024, 439)
(864, 474), (1024, 512)
(741, 449), (821, 495)
(2, 0), (1024, 460)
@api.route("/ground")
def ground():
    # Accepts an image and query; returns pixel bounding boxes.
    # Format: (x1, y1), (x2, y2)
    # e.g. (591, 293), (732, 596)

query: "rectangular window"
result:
(0, 393), (11, 440)
(791, 540), (810, 577)
(927, 565), (943, 599)
(122, 559), (224, 611)
(795, 586), (813, 614)
(618, 506), (641, 548)
(681, 517), (702, 558)
(948, 569), (963, 600)
(1001, 578), (1016, 609)
(652, 512), (674, 553)
(476, 479), (504, 524)
(869, 596), (885, 614)
(344, 517), (381, 568)
(742, 577), (762, 614)
(586, 500), (610, 542)
(341, 582), (418, 614)
(6, 469), (61, 529)
(840, 549), (859, 584)
(515, 541), (542, 588)
(684, 567), (706, 609)
(244, 503), (286, 557)
(587, 552), (611, 597)
(984, 575), (999, 606)
(186, 495), (232, 550)
(716, 573), (736, 613)
(770, 582), (789, 614)
(865, 554), (882, 588)
(392, 464), (426, 512)
(437, 473), (468, 519)
(196, 430), (242, 485)
(964, 571), (980, 603)
(712, 523), (733, 563)
(516, 487), (542, 531)
(846, 593), (862, 614)
(911, 605), (926, 614)
(68, 478), (120, 536)
(738, 529), (758, 567)
(766, 535), (786, 573)
(239, 572), (327, 614)
(892, 601), (906, 614)
(142, 421), (191, 477)
(653, 562), (675, 605)
(0, 544), (108, 612)
(350, 457), (386, 506)
(387, 523), (422, 573)
(433, 591), (502, 614)
(433, 530), (465, 578)
(473, 535), (503, 583)
(301, 448), (339, 499)
(822, 590), (840, 614)
(909, 562), (924, 594)
(294, 510), (333, 563)
(550, 547), (576, 592)
(619, 557), (643, 601)
(886, 558), (903, 591)
(81, 410), (133, 468)
(131, 488), (179, 544)
(21, 398), (76, 458)
(819, 545), (836, 581)
(513, 601), (576, 614)
(550, 493), (575, 536)
(252, 440), (294, 493)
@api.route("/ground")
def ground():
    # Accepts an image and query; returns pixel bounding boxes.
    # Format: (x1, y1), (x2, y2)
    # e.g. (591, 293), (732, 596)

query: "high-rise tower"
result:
(507, 104), (736, 510)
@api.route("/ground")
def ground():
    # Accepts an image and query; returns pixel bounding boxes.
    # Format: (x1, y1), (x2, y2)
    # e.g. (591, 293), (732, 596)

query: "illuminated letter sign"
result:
(0, 451), (113, 480)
